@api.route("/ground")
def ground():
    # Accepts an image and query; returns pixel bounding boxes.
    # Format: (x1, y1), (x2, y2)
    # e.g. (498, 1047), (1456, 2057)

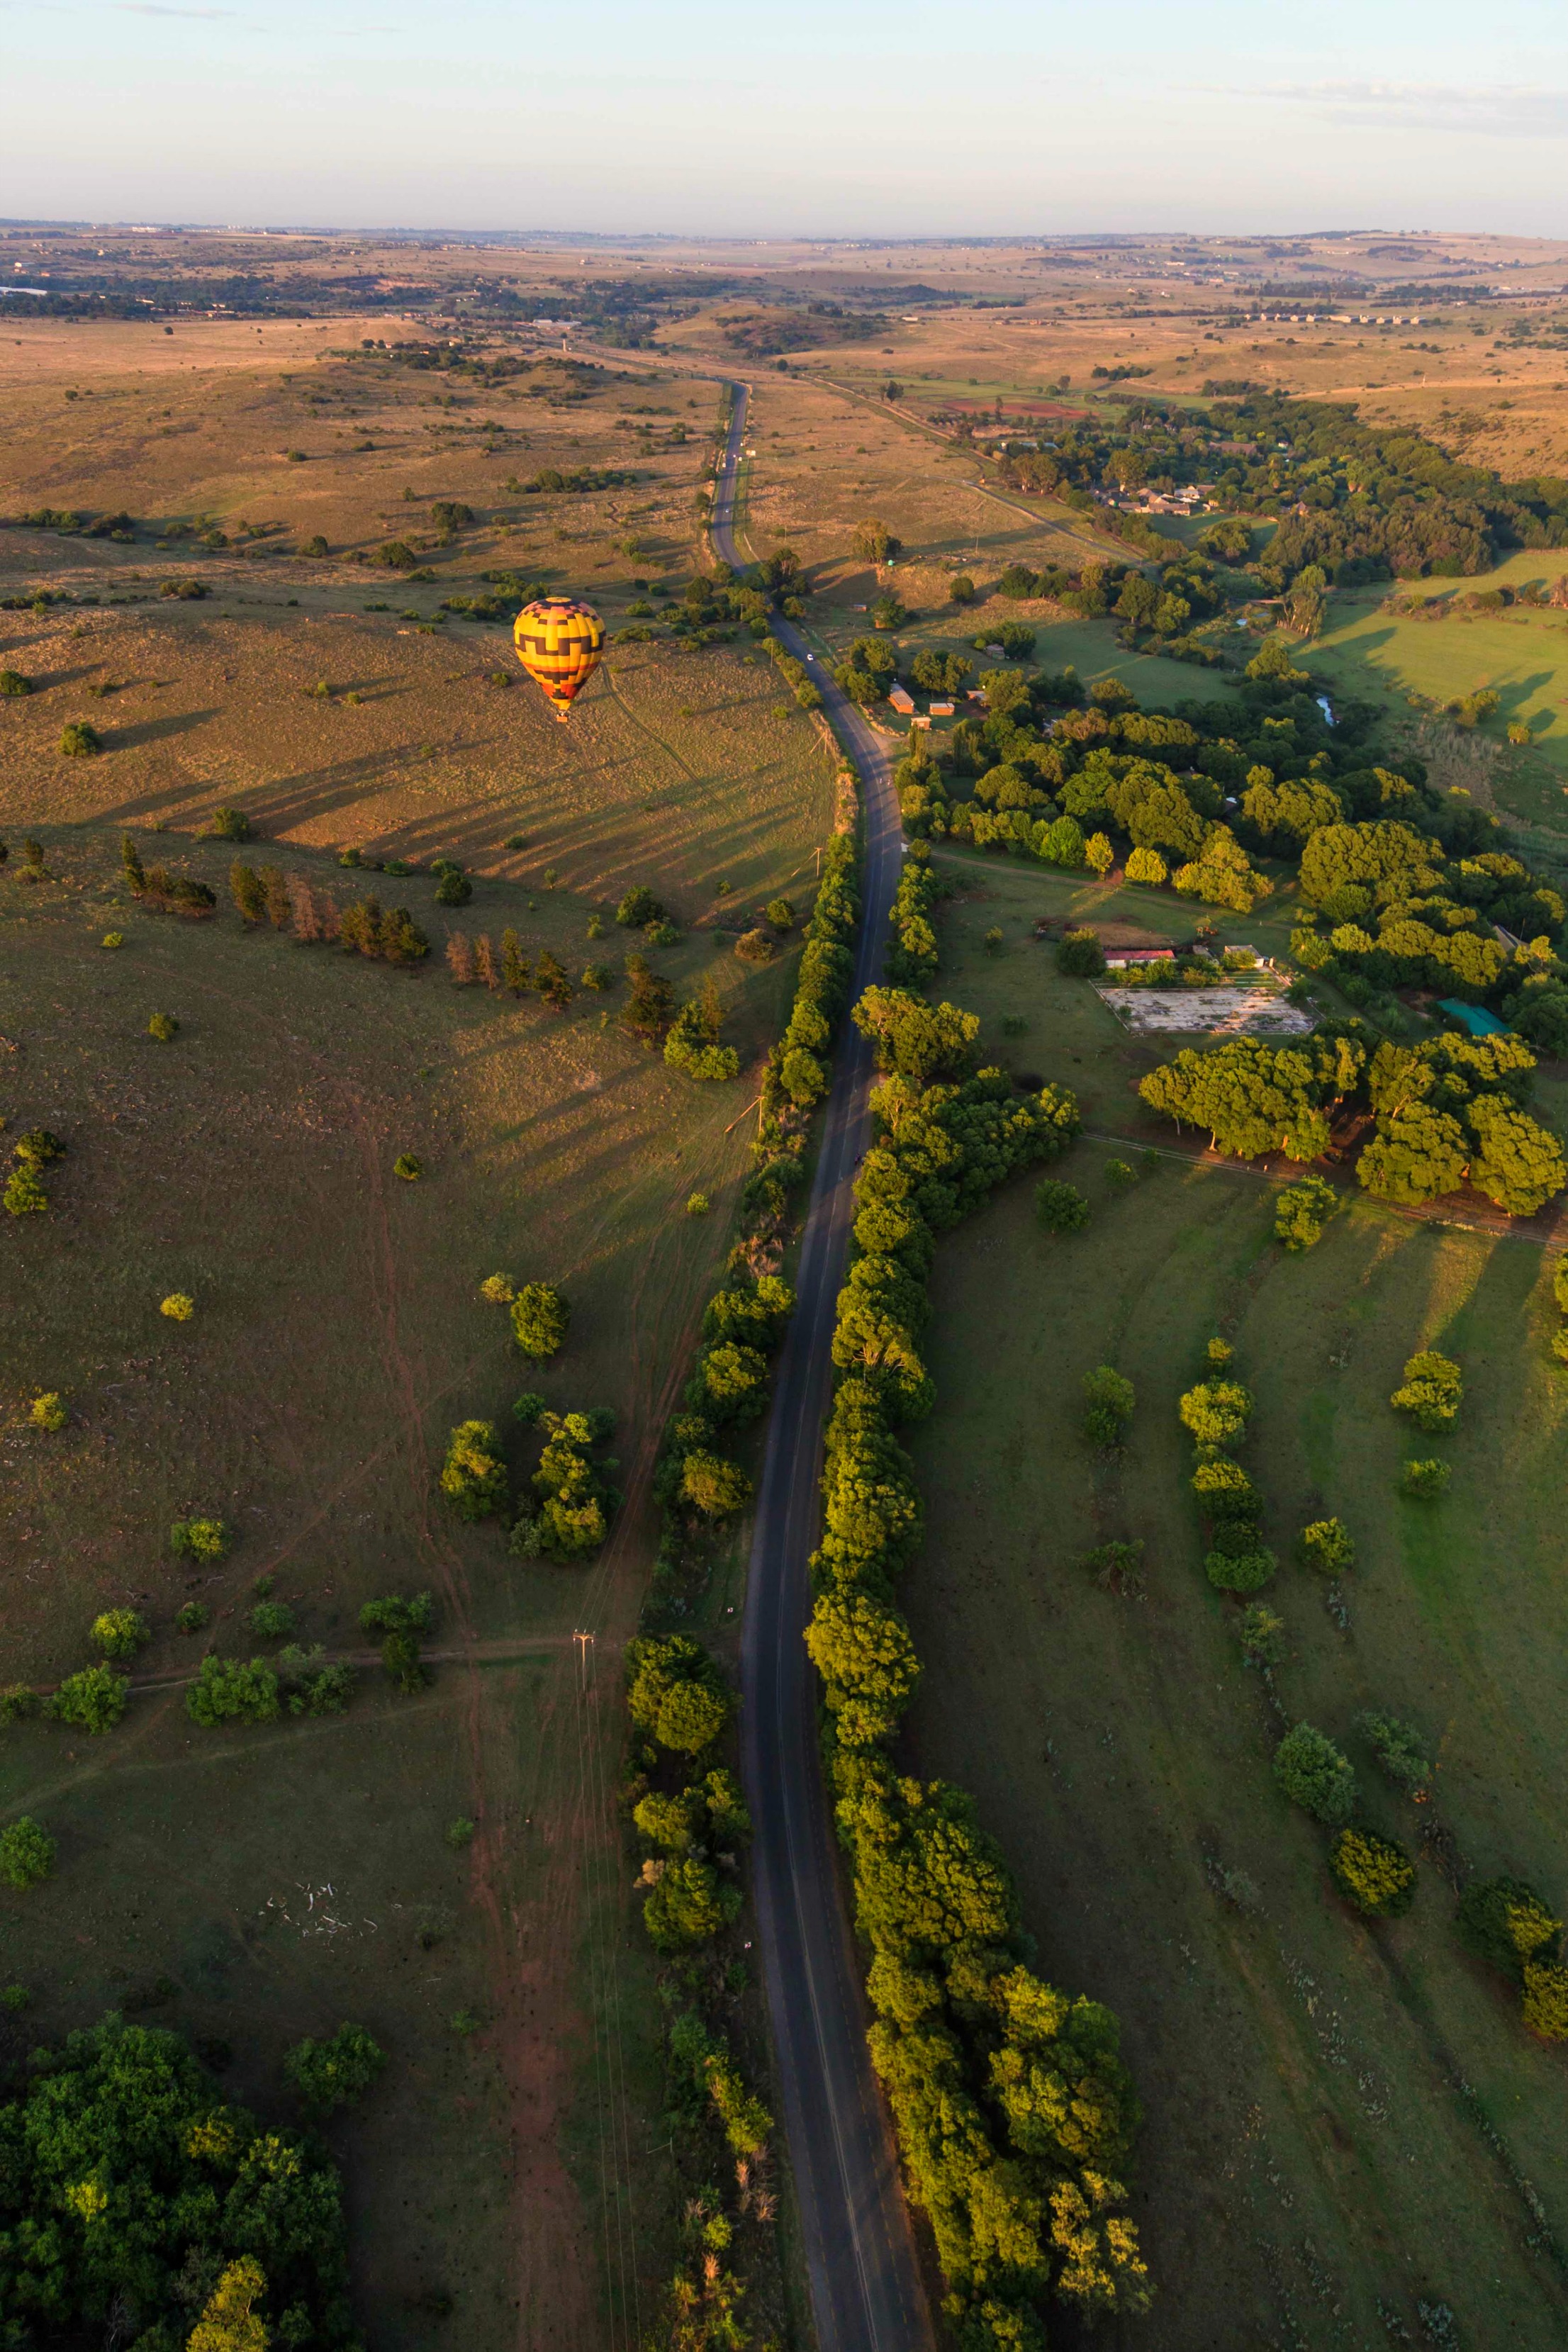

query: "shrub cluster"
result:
(804, 963), (1148, 2338)
(1550, 1253), (1568, 1371)
(1082, 1365), (1135, 1449)
(277, 1644), (355, 1717)
(47, 1665), (130, 1735)
(1329, 1826), (1416, 1915)
(4, 1126), (65, 1219)
(1273, 1722), (1358, 1825)
(186, 1656), (280, 1727)
(441, 929), (573, 1004)
(228, 863), (294, 929)
(359, 1591), (434, 1693)
(1457, 1875), (1568, 2041)
(282, 2024), (386, 2118)
(510, 1279), (569, 1360)
(0, 1817), (55, 1889)
(120, 837), (216, 917)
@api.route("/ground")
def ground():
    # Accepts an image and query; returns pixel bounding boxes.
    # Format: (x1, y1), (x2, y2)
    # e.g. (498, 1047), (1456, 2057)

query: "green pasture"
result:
(1303, 560), (1568, 836)
(887, 871), (1568, 2343)
(921, 852), (1303, 1115)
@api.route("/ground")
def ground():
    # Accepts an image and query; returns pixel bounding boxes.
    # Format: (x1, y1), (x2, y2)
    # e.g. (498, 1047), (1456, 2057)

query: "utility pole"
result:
(573, 1629), (594, 1689)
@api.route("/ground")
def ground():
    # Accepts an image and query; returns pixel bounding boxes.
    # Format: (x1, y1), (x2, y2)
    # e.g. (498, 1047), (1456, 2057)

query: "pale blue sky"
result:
(5, 0), (1568, 235)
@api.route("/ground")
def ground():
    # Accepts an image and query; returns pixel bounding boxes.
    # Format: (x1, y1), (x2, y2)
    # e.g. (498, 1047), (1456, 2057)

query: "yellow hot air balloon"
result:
(513, 595), (605, 720)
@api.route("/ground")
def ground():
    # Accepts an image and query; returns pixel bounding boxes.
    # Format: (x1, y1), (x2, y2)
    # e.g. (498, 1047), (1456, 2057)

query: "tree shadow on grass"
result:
(103, 708), (221, 751)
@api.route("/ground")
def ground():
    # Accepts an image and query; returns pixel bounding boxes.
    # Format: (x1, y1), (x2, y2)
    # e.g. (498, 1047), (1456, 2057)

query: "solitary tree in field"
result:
(511, 1282), (569, 1361)
(439, 1421), (508, 1521)
(1390, 1350), (1462, 1432)
(1274, 1173), (1338, 1251)
(1329, 1828), (1416, 1917)
(851, 518), (901, 565)
(1178, 1379), (1253, 1448)
(0, 1818), (55, 1890)
(1299, 1518), (1355, 1575)
(91, 1609), (150, 1660)
(284, 2024), (386, 2118)
(1273, 1723), (1357, 1824)
(1082, 1366), (1135, 1447)
(1036, 1180), (1090, 1234)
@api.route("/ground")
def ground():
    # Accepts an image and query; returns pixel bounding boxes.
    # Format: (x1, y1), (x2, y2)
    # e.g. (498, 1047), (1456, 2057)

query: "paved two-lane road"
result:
(710, 381), (934, 2352)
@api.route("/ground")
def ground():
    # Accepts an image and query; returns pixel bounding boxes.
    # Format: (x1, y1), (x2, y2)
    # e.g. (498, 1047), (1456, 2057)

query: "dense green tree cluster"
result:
(1141, 1031), (1365, 1162)
(0, 2015), (357, 2346)
(885, 843), (943, 988)
(1141, 1025), (1565, 1217)
(682, 1275), (795, 1432)
(1294, 829), (1563, 1007)
(624, 1637), (741, 1951)
(1219, 389), (1568, 585)
(803, 951), (1147, 2338)
(883, 625), (1568, 1028)
(1359, 1037), (1564, 1215)
(0, 1818), (55, 1890)
(981, 382), (1568, 587)
(663, 977), (740, 1082)
(512, 1410), (622, 1559)
(48, 1665), (130, 1735)
(832, 633), (899, 707)
(768, 829), (860, 1112)
(187, 1656), (280, 1727)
